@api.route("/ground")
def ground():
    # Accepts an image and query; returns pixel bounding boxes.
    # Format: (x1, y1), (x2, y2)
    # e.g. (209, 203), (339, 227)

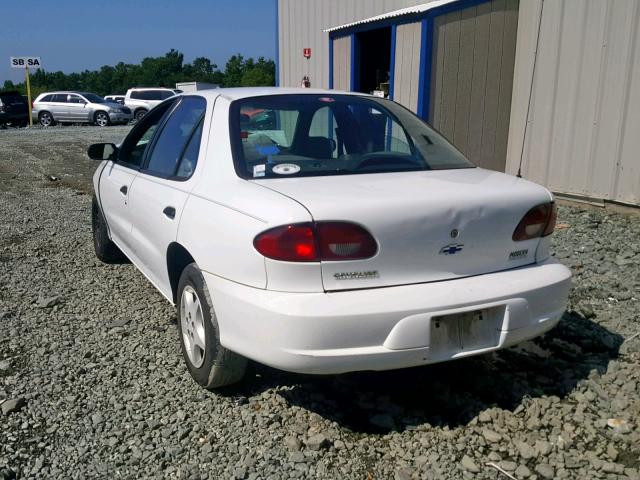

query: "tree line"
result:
(2, 49), (275, 97)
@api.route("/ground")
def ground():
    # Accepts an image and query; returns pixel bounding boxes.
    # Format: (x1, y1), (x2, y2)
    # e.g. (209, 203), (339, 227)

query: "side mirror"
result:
(87, 143), (117, 161)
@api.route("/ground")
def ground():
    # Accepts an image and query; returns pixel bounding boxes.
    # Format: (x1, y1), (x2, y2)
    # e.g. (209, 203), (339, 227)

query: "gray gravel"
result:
(1, 126), (639, 479)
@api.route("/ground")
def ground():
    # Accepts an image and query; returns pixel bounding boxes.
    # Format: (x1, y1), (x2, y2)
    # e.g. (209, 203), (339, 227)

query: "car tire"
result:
(95, 111), (110, 127)
(134, 109), (147, 122)
(177, 263), (247, 389)
(38, 111), (55, 127)
(91, 195), (127, 263)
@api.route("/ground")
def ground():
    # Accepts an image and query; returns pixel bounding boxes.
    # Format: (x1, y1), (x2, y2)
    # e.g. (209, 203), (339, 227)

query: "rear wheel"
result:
(38, 111), (54, 127)
(177, 263), (247, 389)
(134, 109), (147, 121)
(95, 111), (110, 127)
(92, 195), (126, 263)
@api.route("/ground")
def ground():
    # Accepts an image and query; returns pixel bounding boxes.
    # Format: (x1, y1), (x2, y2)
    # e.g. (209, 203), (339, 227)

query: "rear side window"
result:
(51, 94), (68, 103)
(144, 96), (206, 178)
(130, 90), (142, 100)
(40, 94), (54, 102)
(0, 94), (26, 105)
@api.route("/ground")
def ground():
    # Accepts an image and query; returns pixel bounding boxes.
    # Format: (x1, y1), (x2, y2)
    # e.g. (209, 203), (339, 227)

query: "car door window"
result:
(144, 96), (206, 178)
(68, 94), (85, 104)
(52, 94), (68, 103)
(118, 99), (177, 167)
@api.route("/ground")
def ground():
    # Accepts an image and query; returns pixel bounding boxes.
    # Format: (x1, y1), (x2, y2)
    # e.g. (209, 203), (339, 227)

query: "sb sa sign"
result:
(10, 57), (42, 68)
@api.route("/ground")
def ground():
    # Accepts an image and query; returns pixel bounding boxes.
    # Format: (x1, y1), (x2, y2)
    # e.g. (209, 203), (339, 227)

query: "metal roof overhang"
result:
(323, 0), (461, 34)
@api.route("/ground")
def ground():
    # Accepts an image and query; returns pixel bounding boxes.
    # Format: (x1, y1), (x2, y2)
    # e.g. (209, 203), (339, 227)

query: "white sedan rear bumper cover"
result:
(204, 258), (571, 374)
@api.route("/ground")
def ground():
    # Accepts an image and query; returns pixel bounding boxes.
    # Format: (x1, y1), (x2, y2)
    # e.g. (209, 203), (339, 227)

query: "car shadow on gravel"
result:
(224, 311), (623, 434)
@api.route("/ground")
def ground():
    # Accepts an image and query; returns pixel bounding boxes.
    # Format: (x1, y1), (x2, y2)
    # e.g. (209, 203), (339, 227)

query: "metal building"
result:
(276, 0), (640, 207)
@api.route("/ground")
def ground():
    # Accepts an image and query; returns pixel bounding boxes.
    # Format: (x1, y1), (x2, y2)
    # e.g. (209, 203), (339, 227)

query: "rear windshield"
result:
(230, 94), (474, 179)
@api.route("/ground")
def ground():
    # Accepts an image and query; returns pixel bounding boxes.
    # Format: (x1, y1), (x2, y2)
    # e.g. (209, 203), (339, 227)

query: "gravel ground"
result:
(0, 126), (639, 479)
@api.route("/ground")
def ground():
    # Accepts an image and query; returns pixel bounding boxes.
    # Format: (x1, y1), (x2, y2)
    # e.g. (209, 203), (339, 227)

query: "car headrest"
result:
(297, 136), (335, 159)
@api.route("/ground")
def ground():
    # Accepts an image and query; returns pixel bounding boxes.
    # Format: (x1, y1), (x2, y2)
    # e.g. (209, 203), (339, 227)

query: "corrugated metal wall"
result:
(278, 0), (640, 205)
(393, 22), (422, 111)
(430, 0), (519, 171)
(506, 0), (640, 206)
(278, 0), (435, 89)
(332, 36), (351, 91)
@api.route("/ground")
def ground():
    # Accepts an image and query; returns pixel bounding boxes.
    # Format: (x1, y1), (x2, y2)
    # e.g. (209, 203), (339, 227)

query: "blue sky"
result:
(1, 0), (276, 85)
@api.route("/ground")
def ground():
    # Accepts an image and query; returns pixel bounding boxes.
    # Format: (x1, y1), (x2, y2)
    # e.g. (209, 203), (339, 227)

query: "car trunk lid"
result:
(254, 168), (552, 291)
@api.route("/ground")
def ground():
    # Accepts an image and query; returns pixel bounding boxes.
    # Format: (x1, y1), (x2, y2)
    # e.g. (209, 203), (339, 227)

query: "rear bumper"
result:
(204, 258), (571, 374)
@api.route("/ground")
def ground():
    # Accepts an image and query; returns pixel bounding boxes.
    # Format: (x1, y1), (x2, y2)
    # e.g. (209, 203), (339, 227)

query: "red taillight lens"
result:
(512, 202), (557, 241)
(254, 222), (377, 262)
(316, 222), (378, 260)
(253, 224), (317, 262)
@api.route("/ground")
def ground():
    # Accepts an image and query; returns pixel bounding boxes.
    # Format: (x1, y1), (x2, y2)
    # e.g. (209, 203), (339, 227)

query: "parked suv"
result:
(32, 91), (132, 127)
(124, 88), (179, 121)
(0, 91), (29, 127)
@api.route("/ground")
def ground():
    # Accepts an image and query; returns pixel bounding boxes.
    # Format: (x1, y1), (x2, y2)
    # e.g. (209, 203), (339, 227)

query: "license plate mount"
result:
(429, 307), (502, 356)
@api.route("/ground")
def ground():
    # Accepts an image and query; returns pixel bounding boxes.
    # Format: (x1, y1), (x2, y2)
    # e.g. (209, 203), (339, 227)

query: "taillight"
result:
(512, 202), (557, 241)
(254, 222), (377, 262)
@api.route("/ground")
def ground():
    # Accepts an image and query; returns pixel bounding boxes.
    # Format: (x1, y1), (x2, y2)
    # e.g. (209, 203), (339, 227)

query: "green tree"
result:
(2, 50), (274, 96)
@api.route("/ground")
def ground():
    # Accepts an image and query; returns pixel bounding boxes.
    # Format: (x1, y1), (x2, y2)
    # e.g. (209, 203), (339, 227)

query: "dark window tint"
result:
(51, 94), (68, 103)
(0, 93), (26, 105)
(130, 90), (143, 100)
(68, 95), (85, 104)
(118, 99), (177, 167)
(230, 94), (474, 179)
(40, 94), (54, 102)
(145, 97), (206, 178)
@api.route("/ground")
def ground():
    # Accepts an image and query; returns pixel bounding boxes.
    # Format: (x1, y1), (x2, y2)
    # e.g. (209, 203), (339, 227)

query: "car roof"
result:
(127, 87), (175, 91)
(38, 91), (83, 95)
(188, 87), (370, 102)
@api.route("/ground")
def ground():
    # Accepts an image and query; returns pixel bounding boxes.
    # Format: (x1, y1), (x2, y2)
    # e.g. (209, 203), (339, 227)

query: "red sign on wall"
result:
(303, 48), (311, 59)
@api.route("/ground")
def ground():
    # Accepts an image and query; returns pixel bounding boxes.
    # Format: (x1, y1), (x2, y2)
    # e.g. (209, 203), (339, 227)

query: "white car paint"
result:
(93, 87), (571, 375)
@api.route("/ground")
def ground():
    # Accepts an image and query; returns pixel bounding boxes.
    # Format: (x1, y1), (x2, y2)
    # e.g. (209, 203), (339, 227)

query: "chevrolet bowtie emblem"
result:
(439, 243), (464, 255)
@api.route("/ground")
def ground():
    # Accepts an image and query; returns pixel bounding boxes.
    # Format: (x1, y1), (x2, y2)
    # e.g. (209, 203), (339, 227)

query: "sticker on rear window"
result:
(253, 164), (265, 178)
(272, 163), (301, 175)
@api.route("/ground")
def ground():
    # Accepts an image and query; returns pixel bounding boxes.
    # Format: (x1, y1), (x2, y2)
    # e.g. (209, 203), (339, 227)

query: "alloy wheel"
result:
(40, 113), (52, 127)
(180, 286), (206, 368)
(96, 112), (109, 127)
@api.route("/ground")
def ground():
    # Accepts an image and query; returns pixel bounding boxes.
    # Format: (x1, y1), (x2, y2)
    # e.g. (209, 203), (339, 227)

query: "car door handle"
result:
(163, 206), (176, 219)
(119, 185), (128, 195)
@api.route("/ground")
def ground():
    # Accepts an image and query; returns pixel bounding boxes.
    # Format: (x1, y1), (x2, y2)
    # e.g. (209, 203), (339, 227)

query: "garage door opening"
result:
(355, 27), (391, 97)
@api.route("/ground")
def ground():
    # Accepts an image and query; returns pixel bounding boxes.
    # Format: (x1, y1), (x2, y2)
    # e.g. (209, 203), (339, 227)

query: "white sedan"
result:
(89, 88), (571, 389)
